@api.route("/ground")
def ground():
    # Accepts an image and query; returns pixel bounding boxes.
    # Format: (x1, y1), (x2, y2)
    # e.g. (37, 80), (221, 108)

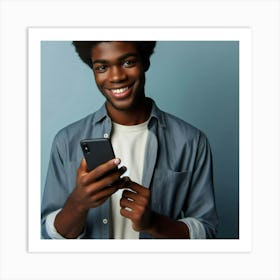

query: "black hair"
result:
(72, 41), (156, 71)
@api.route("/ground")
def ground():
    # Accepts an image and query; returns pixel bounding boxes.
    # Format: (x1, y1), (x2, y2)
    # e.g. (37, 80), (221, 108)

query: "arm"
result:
(147, 212), (190, 239)
(41, 130), (129, 239)
(54, 158), (127, 239)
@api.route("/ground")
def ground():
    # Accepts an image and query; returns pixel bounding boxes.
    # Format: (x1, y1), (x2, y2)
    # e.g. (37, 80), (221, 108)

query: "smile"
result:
(110, 86), (129, 94)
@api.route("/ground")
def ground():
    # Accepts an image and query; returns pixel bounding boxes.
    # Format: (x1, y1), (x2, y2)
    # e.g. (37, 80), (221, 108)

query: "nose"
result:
(109, 65), (127, 83)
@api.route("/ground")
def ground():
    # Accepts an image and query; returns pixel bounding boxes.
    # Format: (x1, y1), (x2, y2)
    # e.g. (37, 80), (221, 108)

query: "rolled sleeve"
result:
(180, 217), (206, 239)
(45, 209), (85, 239)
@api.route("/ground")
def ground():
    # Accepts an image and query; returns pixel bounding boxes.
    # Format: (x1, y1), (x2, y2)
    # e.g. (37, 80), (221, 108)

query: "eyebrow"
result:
(92, 52), (139, 65)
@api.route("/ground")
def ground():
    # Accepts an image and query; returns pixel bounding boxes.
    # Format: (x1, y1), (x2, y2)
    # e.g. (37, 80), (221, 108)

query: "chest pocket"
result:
(150, 168), (192, 219)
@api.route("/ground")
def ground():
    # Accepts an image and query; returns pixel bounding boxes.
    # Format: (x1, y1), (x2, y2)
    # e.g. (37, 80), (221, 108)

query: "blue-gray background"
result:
(41, 41), (239, 239)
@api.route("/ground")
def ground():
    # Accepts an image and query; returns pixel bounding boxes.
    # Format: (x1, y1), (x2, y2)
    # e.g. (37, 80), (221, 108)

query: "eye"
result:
(123, 59), (137, 68)
(94, 64), (108, 73)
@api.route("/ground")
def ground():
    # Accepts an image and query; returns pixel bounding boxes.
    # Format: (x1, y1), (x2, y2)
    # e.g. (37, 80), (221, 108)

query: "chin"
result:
(109, 99), (135, 111)
(106, 92), (144, 112)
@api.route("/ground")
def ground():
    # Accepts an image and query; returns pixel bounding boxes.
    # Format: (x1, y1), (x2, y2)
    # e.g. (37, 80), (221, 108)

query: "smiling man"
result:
(41, 41), (218, 239)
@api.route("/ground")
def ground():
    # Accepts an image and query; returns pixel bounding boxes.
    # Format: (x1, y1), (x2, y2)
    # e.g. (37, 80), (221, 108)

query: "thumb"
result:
(79, 158), (88, 173)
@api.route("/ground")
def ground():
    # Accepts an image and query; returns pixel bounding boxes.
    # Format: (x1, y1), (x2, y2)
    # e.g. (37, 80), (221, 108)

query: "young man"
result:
(41, 41), (218, 239)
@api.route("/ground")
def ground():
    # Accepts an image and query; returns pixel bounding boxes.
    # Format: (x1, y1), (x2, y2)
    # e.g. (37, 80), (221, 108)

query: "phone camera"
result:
(82, 143), (90, 154)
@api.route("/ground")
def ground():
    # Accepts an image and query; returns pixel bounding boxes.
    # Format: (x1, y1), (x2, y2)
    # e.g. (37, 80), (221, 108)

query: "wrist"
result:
(66, 193), (89, 215)
(142, 211), (190, 239)
(142, 211), (159, 236)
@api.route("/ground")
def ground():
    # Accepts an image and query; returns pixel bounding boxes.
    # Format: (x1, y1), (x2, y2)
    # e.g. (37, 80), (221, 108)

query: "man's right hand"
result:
(71, 157), (127, 211)
(54, 158), (127, 238)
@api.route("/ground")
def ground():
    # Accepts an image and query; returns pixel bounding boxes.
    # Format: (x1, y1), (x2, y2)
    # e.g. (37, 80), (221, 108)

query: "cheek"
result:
(93, 73), (106, 89)
(130, 68), (144, 82)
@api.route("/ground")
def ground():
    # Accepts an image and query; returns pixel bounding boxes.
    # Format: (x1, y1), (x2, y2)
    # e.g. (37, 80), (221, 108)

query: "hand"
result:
(69, 158), (127, 212)
(119, 179), (190, 239)
(120, 179), (153, 232)
(54, 158), (128, 238)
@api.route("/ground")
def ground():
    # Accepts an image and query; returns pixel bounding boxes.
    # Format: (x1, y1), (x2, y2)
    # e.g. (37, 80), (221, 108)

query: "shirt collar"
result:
(92, 103), (109, 124)
(148, 98), (167, 128)
(92, 98), (166, 128)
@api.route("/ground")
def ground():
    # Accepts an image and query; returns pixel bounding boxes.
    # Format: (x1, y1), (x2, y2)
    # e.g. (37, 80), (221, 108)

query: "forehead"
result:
(90, 41), (139, 61)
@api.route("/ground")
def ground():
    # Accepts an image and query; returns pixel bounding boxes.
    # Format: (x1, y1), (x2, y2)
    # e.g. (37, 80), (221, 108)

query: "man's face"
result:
(91, 41), (146, 112)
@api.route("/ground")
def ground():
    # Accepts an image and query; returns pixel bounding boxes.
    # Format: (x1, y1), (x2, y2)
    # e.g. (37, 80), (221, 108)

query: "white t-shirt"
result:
(110, 120), (149, 239)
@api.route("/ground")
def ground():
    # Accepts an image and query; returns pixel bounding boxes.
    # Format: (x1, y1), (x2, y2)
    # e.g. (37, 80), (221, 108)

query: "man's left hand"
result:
(120, 179), (153, 232)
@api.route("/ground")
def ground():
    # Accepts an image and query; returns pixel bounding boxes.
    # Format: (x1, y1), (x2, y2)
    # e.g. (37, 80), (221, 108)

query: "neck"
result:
(106, 97), (152, 126)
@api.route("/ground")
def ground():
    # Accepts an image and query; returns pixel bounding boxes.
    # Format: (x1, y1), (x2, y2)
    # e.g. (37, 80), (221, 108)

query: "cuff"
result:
(179, 217), (206, 239)
(45, 209), (85, 239)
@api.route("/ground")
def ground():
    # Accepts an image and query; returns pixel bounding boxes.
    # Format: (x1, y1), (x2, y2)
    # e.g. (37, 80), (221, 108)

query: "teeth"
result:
(111, 87), (129, 94)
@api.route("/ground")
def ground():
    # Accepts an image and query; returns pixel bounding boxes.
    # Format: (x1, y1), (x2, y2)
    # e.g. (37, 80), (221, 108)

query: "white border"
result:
(28, 27), (252, 253)
(1, 1), (279, 279)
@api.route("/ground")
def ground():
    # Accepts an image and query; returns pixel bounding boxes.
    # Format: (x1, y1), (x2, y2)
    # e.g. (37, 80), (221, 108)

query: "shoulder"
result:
(164, 111), (199, 131)
(150, 99), (209, 145)
(53, 112), (96, 145)
(150, 99), (202, 137)
(161, 110), (207, 142)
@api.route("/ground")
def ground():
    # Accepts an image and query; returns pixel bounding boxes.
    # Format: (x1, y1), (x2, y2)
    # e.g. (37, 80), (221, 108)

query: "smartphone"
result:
(80, 138), (116, 172)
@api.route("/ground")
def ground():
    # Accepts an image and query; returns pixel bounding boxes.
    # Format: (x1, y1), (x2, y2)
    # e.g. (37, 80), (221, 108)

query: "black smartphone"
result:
(80, 138), (116, 172)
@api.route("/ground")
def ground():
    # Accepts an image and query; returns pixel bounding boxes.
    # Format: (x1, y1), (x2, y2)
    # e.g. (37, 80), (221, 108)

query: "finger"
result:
(113, 176), (131, 188)
(117, 177), (132, 189)
(78, 158), (88, 175)
(122, 189), (147, 205)
(90, 185), (119, 205)
(89, 177), (130, 207)
(120, 194), (148, 212)
(102, 165), (127, 186)
(89, 166), (127, 192)
(92, 158), (121, 179)
(82, 158), (121, 185)
(123, 181), (150, 198)
(122, 189), (137, 200)
(120, 196), (134, 209)
(120, 207), (134, 219)
(90, 195), (112, 208)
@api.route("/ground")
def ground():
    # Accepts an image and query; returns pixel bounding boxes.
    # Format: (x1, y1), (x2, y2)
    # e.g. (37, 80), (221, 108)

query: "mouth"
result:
(109, 84), (133, 99)
(111, 86), (129, 95)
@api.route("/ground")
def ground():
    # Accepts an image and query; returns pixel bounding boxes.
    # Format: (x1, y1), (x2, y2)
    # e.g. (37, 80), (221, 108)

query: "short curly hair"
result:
(72, 41), (156, 71)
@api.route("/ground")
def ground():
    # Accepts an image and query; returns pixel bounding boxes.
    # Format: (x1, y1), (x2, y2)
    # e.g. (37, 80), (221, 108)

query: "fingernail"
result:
(114, 158), (121, 165)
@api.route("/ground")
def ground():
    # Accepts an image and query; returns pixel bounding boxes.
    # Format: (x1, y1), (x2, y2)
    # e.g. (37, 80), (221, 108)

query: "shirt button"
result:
(103, 218), (108, 224)
(104, 133), (109, 138)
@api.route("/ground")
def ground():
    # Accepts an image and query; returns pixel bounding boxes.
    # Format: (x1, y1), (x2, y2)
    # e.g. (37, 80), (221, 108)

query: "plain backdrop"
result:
(41, 40), (239, 239)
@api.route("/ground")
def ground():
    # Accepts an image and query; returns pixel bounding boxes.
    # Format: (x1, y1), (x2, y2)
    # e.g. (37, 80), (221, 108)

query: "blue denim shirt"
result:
(41, 99), (218, 239)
